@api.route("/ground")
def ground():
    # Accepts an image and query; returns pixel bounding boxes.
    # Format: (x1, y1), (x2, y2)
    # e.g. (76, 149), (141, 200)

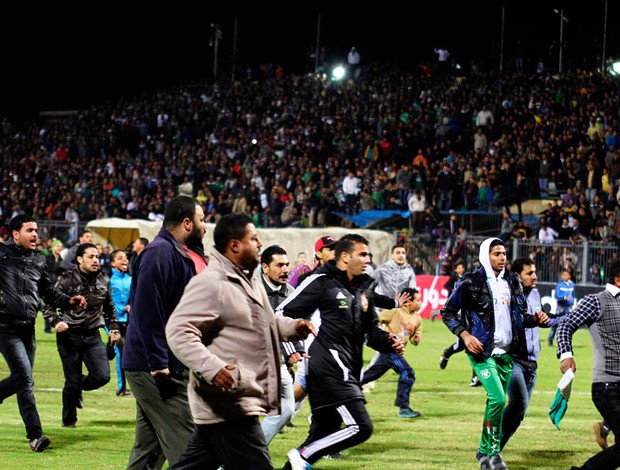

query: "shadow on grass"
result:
(508, 448), (585, 469)
(89, 419), (135, 427)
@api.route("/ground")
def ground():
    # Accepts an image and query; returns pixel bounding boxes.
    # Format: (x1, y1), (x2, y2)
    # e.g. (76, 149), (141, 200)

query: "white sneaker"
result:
(287, 449), (312, 470)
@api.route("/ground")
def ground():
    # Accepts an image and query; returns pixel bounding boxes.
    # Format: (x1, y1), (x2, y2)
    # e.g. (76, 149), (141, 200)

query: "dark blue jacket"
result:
(441, 266), (535, 361)
(122, 227), (204, 376)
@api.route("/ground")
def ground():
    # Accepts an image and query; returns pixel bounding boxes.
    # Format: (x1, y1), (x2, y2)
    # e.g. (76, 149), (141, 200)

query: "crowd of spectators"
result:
(0, 62), (619, 250)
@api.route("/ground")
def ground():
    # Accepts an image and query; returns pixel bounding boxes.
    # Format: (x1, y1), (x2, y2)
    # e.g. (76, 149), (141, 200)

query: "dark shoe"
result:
(62, 422), (76, 428)
(116, 390), (132, 397)
(322, 452), (343, 460)
(106, 341), (116, 360)
(398, 407), (421, 418)
(476, 451), (491, 470)
(75, 393), (83, 409)
(29, 435), (51, 452)
(439, 348), (449, 369)
(285, 421), (295, 428)
(488, 453), (507, 470)
(469, 376), (481, 387)
(593, 421), (609, 449)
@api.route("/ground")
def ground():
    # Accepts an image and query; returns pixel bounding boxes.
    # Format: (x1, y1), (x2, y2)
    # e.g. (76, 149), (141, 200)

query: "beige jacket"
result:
(166, 248), (301, 424)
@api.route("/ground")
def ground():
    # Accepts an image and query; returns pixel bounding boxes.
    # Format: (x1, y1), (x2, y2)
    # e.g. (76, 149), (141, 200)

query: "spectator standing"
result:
(434, 46), (450, 75)
(342, 170), (361, 214)
(347, 46), (361, 79)
(122, 195), (206, 469)
(408, 190), (426, 233)
(548, 268), (575, 346)
(557, 260), (620, 470)
(43, 243), (120, 428)
(0, 214), (85, 452)
(165, 214), (314, 469)
(65, 204), (79, 244)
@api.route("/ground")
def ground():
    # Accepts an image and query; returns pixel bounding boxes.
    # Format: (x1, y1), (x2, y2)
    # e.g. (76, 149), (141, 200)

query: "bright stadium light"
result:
(331, 65), (346, 81)
(611, 61), (620, 76)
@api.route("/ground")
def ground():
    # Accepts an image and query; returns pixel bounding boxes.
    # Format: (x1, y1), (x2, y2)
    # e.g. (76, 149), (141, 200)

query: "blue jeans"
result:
(261, 363), (294, 444)
(361, 352), (415, 409)
(548, 309), (569, 344)
(580, 381), (620, 469)
(57, 330), (110, 426)
(501, 361), (537, 449)
(0, 324), (43, 440)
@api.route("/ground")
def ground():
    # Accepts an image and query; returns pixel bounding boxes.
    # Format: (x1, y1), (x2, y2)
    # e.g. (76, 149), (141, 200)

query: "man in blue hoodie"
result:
(441, 238), (547, 470)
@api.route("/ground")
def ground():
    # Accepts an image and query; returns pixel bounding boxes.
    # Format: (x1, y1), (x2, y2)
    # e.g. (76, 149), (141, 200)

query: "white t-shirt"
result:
(489, 274), (512, 354)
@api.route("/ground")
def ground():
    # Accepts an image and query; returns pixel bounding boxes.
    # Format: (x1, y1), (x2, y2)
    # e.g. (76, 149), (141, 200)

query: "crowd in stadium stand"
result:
(0, 63), (619, 249)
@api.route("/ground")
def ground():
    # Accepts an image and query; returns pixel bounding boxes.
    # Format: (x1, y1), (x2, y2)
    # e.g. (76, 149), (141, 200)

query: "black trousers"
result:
(581, 381), (620, 469)
(169, 416), (273, 470)
(299, 398), (373, 464)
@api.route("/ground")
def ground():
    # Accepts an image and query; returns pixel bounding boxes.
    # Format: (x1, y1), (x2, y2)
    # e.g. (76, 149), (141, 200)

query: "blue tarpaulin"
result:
(333, 210), (411, 228)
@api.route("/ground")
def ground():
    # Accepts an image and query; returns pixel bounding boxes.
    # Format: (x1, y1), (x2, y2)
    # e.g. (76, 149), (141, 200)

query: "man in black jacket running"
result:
(278, 234), (404, 469)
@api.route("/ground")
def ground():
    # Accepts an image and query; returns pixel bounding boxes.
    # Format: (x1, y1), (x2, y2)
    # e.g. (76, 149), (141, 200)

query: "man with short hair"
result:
(166, 214), (314, 469)
(501, 257), (559, 448)
(259, 245), (298, 444)
(0, 214), (86, 452)
(279, 234), (405, 468)
(129, 237), (149, 275)
(43, 243), (120, 428)
(549, 268), (575, 347)
(441, 238), (547, 470)
(558, 260), (620, 470)
(371, 244), (417, 299)
(123, 195), (207, 469)
(60, 229), (94, 272)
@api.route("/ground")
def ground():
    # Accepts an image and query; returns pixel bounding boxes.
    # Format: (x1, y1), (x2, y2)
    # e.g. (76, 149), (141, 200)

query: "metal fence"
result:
(407, 235), (619, 286)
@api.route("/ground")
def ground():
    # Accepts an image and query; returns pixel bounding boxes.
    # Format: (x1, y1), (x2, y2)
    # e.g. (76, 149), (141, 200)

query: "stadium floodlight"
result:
(331, 65), (346, 81)
(610, 61), (620, 76)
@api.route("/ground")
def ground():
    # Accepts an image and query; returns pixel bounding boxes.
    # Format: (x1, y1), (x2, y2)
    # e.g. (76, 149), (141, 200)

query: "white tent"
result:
(86, 218), (395, 265)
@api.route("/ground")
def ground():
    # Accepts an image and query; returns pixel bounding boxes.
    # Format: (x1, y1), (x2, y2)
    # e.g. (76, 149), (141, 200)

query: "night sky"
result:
(0, 1), (616, 116)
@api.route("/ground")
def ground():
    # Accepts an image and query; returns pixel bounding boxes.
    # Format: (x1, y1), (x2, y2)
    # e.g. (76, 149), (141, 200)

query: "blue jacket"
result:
(440, 238), (535, 361)
(110, 268), (132, 323)
(555, 279), (575, 314)
(122, 227), (204, 377)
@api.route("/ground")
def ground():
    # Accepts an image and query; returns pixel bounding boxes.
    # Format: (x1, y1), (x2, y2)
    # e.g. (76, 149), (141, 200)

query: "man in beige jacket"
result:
(166, 213), (315, 470)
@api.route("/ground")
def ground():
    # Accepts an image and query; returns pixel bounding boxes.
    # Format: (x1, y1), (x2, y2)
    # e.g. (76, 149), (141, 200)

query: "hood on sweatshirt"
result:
(479, 237), (505, 280)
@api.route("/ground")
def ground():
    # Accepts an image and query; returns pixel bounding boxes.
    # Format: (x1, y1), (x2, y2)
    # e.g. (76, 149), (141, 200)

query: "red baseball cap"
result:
(314, 236), (338, 253)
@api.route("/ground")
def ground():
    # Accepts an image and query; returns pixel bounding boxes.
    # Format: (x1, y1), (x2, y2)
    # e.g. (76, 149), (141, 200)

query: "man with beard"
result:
(43, 243), (120, 428)
(259, 245), (300, 444)
(166, 213), (315, 469)
(123, 195), (207, 469)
